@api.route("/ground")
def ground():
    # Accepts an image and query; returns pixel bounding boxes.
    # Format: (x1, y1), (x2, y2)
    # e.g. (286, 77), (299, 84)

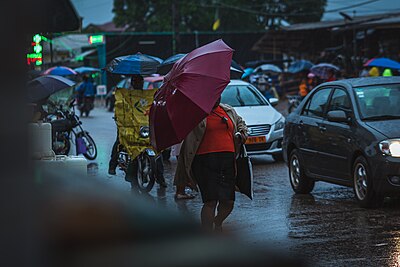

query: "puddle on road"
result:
(87, 162), (98, 176)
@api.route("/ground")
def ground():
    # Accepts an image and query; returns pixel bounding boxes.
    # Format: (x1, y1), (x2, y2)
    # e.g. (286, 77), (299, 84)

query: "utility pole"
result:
(49, 33), (54, 65)
(214, 0), (219, 25)
(172, 0), (180, 54)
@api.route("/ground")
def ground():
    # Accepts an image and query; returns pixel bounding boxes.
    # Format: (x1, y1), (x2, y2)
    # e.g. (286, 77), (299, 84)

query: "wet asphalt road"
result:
(80, 106), (400, 267)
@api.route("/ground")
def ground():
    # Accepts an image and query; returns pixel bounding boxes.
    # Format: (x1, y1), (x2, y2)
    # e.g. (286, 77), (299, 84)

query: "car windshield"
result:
(143, 81), (150, 89)
(221, 84), (268, 107)
(354, 84), (400, 120)
(116, 79), (126, 88)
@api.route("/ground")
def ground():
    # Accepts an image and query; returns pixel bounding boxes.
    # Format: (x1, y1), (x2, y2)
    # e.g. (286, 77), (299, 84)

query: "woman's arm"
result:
(234, 111), (248, 143)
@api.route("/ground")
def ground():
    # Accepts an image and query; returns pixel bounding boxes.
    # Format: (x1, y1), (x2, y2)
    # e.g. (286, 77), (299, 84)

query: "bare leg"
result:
(214, 200), (234, 230)
(201, 200), (217, 230)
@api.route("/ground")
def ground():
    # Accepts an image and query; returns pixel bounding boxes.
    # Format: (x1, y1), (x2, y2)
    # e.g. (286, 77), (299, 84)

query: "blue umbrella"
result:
(74, 66), (101, 74)
(43, 66), (77, 76)
(157, 53), (187, 75)
(241, 68), (254, 79)
(364, 58), (400, 70)
(105, 53), (163, 75)
(287, 60), (314, 73)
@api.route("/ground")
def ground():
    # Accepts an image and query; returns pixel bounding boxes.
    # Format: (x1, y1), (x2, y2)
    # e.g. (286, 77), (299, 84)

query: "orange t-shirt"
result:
(196, 106), (235, 155)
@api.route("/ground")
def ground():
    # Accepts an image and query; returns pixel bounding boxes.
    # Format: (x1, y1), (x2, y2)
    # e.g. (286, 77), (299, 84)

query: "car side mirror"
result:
(269, 97), (279, 106)
(327, 110), (349, 123)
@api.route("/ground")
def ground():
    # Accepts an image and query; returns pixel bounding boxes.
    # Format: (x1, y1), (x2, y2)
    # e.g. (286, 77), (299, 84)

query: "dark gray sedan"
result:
(283, 77), (400, 208)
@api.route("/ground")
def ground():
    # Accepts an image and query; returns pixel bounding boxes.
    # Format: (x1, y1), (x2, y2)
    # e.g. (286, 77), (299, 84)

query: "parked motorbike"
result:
(47, 102), (97, 160)
(287, 95), (302, 113)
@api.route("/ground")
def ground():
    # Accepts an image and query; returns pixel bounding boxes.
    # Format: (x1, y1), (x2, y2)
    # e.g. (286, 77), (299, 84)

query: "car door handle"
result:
(319, 125), (326, 132)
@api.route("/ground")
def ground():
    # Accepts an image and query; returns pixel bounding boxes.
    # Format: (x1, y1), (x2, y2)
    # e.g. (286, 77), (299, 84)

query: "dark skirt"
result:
(192, 152), (235, 203)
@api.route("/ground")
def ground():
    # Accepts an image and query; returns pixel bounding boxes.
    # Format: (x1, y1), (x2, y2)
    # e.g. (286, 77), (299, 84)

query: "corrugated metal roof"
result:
(282, 12), (400, 31)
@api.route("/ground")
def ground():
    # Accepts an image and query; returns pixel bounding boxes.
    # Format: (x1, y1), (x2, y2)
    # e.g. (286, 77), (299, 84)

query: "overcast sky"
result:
(71, 0), (400, 27)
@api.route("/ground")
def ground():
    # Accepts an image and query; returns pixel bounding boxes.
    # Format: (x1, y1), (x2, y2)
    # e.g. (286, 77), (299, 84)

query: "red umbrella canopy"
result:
(150, 39), (234, 151)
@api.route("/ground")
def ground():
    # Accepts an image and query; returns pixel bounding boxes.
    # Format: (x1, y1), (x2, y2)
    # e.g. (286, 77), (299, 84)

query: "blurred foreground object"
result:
(35, 168), (306, 267)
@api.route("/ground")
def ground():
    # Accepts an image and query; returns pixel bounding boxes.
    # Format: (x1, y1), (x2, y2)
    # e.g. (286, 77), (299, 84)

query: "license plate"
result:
(246, 136), (266, 144)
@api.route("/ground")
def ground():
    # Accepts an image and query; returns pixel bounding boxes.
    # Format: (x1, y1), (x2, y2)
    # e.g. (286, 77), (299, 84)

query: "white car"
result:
(221, 79), (285, 161)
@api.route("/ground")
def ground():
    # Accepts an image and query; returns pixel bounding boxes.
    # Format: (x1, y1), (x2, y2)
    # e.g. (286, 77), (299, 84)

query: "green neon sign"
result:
(27, 53), (42, 59)
(33, 34), (42, 43)
(89, 35), (105, 44)
(34, 44), (42, 53)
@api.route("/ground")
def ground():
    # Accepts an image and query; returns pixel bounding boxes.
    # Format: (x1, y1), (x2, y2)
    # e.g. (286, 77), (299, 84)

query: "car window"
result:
(328, 89), (352, 113)
(153, 81), (163, 89)
(221, 84), (268, 107)
(124, 78), (131, 89)
(354, 84), (400, 119)
(302, 88), (332, 118)
(116, 79), (126, 88)
(143, 81), (150, 89)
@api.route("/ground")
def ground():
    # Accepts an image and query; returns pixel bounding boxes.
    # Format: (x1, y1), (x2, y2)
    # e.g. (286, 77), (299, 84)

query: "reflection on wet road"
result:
(82, 108), (400, 266)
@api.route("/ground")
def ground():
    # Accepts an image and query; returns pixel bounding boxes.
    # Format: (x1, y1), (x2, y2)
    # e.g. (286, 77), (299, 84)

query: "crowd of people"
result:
(244, 63), (399, 101)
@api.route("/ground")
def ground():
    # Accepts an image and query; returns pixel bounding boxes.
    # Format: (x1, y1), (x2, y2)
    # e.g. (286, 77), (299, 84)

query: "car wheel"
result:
(353, 156), (383, 208)
(289, 149), (314, 194)
(272, 153), (284, 162)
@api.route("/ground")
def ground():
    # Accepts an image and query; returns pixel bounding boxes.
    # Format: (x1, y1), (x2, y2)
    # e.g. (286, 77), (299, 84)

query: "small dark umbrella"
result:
(287, 60), (314, 73)
(157, 54), (187, 75)
(28, 75), (75, 102)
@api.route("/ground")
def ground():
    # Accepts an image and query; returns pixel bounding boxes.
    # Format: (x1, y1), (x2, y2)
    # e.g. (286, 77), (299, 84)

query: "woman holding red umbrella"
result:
(175, 98), (247, 232)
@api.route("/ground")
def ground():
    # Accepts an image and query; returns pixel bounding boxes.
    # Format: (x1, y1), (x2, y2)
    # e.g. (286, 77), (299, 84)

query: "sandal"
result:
(174, 193), (195, 200)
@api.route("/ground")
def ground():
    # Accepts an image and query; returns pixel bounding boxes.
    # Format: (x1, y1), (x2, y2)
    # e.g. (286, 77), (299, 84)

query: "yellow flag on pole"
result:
(212, 18), (220, 31)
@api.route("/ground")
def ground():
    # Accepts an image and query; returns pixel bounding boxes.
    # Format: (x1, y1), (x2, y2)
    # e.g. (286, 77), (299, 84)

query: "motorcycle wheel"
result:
(53, 134), (70, 155)
(135, 153), (156, 192)
(76, 132), (97, 160)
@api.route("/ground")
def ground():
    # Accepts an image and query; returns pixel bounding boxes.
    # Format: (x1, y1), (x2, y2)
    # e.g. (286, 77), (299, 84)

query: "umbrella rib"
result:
(177, 71), (229, 81)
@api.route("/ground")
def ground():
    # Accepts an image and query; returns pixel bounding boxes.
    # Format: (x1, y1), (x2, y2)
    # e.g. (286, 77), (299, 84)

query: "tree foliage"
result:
(112, 0), (327, 32)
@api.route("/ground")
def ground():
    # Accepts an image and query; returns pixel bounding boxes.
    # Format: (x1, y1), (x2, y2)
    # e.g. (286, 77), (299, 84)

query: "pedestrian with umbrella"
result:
(75, 74), (95, 117)
(310, 63), (340, 82)
(150, 40), (248, 231)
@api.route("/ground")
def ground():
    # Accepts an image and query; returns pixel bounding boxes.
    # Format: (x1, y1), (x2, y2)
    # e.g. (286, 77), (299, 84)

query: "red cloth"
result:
(196, 106), (235, 155)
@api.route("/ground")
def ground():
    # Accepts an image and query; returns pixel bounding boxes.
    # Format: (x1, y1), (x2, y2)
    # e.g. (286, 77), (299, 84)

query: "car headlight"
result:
(139, 126), (150, 138)
(379, 139), (400, 157)
(274, 116), (285, 131)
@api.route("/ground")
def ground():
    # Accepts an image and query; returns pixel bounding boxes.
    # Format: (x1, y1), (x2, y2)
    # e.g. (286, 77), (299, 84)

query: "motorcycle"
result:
(47, 101), (97, 160)
(287, 95), (302, 113)
(114, 118), (158, 192)
(78, 96), (95, 117)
